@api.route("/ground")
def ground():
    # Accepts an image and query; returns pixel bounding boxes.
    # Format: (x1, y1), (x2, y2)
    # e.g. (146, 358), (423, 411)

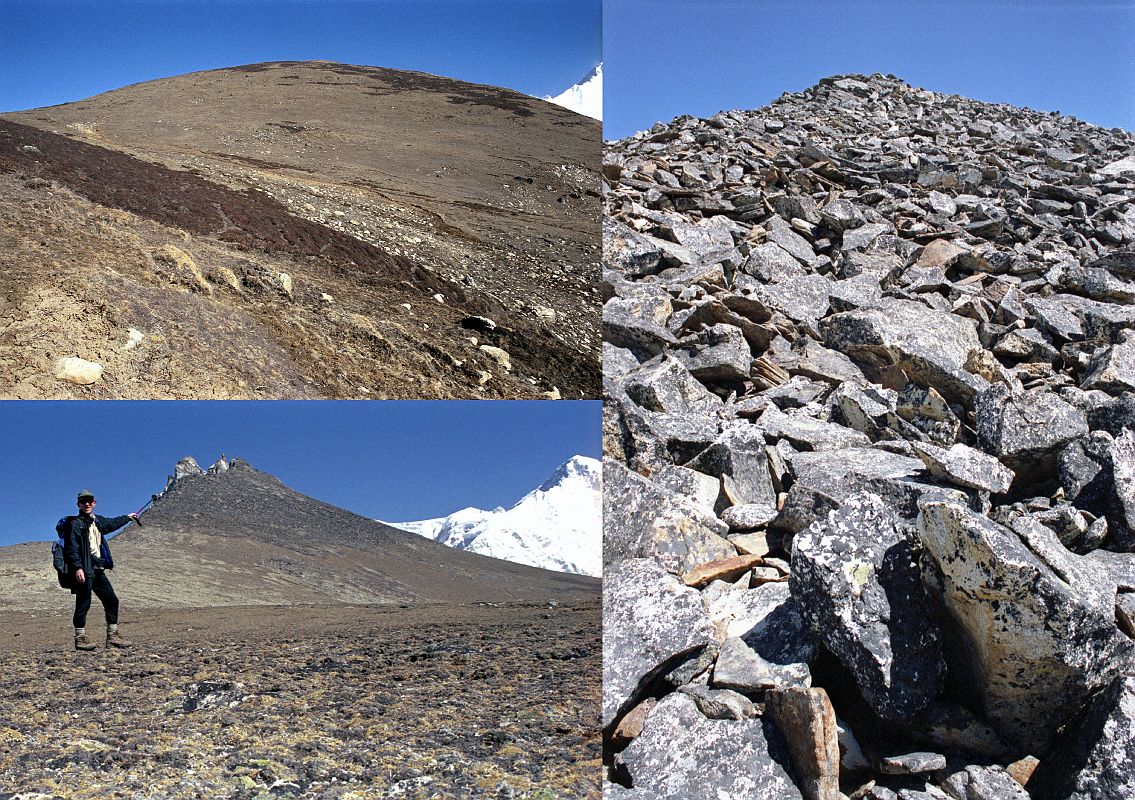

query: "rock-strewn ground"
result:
(603, 74), (1135, 799)
(0, 601), (601, 799)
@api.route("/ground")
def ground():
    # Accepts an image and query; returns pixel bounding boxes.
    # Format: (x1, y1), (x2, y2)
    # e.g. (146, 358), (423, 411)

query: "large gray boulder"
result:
(620, 356), (724, 416)
(775, 447), (962, 534)
(602, 459), (732, 571)
(792, 493), (945, 720)
(614, 692), (803, 800)
(916, 502), (1134, 752)
(603, 558), (716, 728)
(824, 299), (987, 404)
(975, 384), (1089, 481)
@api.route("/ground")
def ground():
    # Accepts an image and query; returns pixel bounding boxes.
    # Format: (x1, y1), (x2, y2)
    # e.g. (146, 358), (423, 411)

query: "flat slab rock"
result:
(603, 558), (716, 728)
(792, 493), (944, 720)
(614, 692), (803, 800)
(911, 441), (1015, 494)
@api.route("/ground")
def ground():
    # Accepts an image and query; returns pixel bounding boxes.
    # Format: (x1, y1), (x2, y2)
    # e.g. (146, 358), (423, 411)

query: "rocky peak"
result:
(538, 454), (601, 493)
(157, 454), (242, 500)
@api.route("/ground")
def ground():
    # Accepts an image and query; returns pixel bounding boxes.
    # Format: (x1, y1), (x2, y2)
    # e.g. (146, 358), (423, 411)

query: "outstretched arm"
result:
(97, 514), (138, 534)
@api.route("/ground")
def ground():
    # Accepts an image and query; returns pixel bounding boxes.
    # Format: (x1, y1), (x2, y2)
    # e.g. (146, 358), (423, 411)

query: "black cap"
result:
(77, 489), (95, 502)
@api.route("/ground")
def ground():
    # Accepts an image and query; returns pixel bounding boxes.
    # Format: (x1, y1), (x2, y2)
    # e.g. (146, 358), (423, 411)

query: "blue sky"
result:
(0, 0), (602, 111)
(604, 0), (1135, 139)
(0, 401), (602, 545)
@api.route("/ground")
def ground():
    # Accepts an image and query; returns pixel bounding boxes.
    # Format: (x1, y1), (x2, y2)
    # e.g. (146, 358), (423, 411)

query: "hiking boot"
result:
(74, 634), (96, 651)
(106, 630), (132, 648)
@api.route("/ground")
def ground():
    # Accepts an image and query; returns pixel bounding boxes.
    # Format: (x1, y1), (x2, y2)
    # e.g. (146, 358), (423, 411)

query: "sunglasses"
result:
(78, 498), (96, 504)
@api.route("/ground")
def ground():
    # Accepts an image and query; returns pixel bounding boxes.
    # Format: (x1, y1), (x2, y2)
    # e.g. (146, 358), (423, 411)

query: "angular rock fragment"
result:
(1081, 332), (1135, 394)
(673, 322), (753, 384)
(1029, 675), (1135, 800)
(707, 581), (817, 666)
(603, 459), (731, 571)
(878, 752), (947, 775)
(621, 356), (723, 415)
(711, 636), (811, 693)
(686, 425), (777, 507)
(766, 687), (841, 800)
(604, 217), (664, 278)
(824, 299), (986, 404)
(603, 558), (716, 727)
(916, 502), (1134, 751)
(776, 446), (945, 534)
(792, 493), (945, 720)
(759, 404), (871, 451)
(910, 442), (1015, 494)
(974, 384), (1088, 480)
(682, 554), (765, 588)
(603, 296), (679, 357)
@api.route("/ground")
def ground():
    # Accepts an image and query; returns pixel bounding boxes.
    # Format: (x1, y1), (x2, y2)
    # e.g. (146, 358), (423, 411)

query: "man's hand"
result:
(128, 513), (139, 522)
(75, 569), (86, 583)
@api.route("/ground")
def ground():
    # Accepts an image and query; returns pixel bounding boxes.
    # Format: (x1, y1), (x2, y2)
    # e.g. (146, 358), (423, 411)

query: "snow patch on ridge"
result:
(543, 64), (602, 121)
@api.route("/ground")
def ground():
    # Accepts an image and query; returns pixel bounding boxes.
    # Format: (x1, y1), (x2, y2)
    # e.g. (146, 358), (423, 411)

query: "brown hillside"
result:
(0, 458), (599, 610)
(0, 61), (601, 399)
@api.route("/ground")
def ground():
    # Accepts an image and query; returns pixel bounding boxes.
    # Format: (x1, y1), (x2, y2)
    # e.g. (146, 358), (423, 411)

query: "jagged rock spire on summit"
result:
(157, 454), (238, 500)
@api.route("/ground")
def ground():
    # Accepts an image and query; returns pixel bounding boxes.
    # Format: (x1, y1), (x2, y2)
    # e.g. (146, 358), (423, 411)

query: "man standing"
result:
(63, 489), (138, 651)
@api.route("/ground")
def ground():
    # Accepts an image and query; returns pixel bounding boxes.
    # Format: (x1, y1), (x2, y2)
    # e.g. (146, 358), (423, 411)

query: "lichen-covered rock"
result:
(602, 459), (732, 572)
(603, 558), (715, 728)
(974, 384), (1089, 479)
(910, 442), (1015, 494)
(686, 424), (777, 507)
(620, 356), (724, 416)
(792, 493), (944, 720)
(1029, 675), (1135, 800)
(614, 692), (803, 800)
(916, 502), (1134, 751)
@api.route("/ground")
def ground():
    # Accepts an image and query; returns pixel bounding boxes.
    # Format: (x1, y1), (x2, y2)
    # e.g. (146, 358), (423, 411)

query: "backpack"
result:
(51, 516), (76, 589)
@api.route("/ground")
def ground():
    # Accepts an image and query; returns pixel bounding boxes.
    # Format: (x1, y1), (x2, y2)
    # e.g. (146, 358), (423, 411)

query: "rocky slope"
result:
(387, 455), (602, 576)
(0, 600), (600, 799)
(0, 61), (601, 399)
(602, 74), (1135, 799)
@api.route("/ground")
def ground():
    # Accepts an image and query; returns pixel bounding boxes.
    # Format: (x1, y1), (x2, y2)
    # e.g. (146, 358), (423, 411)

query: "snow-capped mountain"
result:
(383, 455), (601, 576)
(543, 63), (602, 121)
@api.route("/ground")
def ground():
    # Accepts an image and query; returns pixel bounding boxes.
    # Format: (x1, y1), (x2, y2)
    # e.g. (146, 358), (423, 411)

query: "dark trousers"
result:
(73, 570), (119, 628)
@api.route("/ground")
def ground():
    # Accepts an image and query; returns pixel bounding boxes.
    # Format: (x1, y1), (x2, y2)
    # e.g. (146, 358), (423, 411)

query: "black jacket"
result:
(63, 513), (131, 577)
